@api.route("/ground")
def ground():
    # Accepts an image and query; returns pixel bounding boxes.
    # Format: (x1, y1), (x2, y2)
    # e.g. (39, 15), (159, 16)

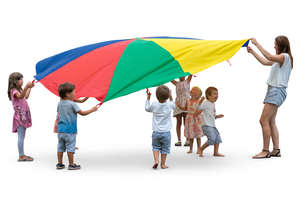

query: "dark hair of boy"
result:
(58, 82), (75, 99)
(156, 85), (170, 103)
(205, 87), (218, 99)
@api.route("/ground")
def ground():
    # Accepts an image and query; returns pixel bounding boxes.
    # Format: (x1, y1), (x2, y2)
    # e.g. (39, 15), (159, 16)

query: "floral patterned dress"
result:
(184, 99), (203, 139)
(11, 89), (32, 133)
(173, 80), (190, 116)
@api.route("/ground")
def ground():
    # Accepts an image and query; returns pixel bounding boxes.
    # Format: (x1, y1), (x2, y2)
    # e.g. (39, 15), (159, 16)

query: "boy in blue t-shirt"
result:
(56, 82), (98, 170)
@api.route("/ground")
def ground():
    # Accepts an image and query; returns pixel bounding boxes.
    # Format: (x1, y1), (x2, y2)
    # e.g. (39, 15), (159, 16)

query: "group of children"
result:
(8, 72), (223, 170)
(145, 75), (224, 169)
(8, 73), (97, 170)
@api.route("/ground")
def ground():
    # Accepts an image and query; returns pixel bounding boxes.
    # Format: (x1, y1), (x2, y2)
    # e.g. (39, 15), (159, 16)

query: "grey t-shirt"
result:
(198, 100), (216, 127)
(57, 100), (81, 133)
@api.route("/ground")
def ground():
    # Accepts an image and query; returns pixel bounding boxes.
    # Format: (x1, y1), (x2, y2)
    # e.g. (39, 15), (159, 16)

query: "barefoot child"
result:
(145, 85), (175, 169)
(171, 75), (192, 146)
(198, 87), (224, 157)
(56, 82), (98, 170)
(176, 87), (205, 154)
(8, 72), (35, 161)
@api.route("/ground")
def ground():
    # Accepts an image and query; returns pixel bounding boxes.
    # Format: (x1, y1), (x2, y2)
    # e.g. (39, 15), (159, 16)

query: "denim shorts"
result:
(202, 126), (222, 145)
(57, 133), (76, 153)
(263, 86), (287, 107)
(152, 131), (171, 154)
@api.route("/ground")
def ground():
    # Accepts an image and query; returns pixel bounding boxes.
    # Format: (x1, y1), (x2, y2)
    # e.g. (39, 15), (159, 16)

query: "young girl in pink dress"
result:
(171, 75), (192, 147)
(8, 72), (35, 161)
(177, 86), (205, 154)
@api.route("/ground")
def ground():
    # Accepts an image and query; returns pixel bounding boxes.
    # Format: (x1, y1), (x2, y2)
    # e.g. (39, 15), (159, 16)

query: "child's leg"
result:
(67, 152), (74, 165)
(187, 138), (194, 153)
(213, 144), (224, 157)
(57, 152), (63, 164)
(176, 115), (182, 143)
(160, 132), (171, 169)
(182, 113), (189, 144)
(152, 132), (161, 168)
(196, 138), (201, 154)
(17, 126), (26, 159)
(161, 154), (168, 169)
(57, 133), (66, 163)
(153, 151), (159, 165)
(65, 133), (77, 165)
(199, 143), (209, 157)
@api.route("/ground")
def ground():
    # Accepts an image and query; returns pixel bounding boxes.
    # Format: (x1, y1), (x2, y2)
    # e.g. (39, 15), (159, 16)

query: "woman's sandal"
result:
(174, 141), (182, 146)
(270, 149), (281, 157)
(252, 149), (271, 159)
(18, 156), (34, 162)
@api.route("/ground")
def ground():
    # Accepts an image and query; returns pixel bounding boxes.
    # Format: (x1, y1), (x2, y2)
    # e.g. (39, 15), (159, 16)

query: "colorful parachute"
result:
(35, 37), (249, 103)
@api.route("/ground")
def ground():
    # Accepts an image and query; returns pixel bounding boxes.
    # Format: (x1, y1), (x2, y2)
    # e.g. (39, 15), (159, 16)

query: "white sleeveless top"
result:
(267, 53), (292, 88)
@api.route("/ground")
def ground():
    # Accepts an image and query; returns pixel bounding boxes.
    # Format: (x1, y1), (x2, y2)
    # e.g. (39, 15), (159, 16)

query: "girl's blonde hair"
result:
(8, 72), (23, 100)
(191, 86), (202, 99)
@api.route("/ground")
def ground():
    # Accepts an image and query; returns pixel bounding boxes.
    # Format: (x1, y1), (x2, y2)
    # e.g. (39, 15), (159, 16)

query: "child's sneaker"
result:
(56, 163), (65, 170)
(68, 164), (81, 170)
(184, 141), (190, 146)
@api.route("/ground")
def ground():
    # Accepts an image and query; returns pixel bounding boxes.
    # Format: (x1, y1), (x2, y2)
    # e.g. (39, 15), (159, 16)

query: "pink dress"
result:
(11, 89), (32, 133)
(173, 80), (190, 116)
(184, 99), (203, 139)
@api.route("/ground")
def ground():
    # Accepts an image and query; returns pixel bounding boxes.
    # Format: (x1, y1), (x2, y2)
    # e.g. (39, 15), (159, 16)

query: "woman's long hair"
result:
(275, 35), (293, 68)
(8, 72), (23, 100)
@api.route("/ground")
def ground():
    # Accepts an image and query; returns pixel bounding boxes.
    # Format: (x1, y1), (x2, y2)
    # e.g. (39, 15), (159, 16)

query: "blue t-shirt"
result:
(57, 100), (81, 134)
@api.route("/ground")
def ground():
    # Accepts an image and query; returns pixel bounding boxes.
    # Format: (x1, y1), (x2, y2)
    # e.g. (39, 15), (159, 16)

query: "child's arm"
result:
(145, 93), (153, 112)
(199, 96), (205, 105)
(15, 82), (34, 99)
(78, 106), (98, 116)
(193, 109), (203, 117)
(169, 89), (173, 101)
(170, 80), (177, 86)
(74, 97), (89, 103)
(215, 114), (224, 119)
(193, 97), (205, 117)
(250, 38), (284, 65)
(247, 46), (273, 66)
(186, 75), (193, 83)
(176, 100), (187, 111)
(25, 87), (32, 99)
(169, 90), (176, 110)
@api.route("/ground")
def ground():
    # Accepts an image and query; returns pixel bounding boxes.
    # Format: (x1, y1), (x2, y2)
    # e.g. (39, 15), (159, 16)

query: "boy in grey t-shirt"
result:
(198, 87), (224, 157)
(56, 82), (98, 170)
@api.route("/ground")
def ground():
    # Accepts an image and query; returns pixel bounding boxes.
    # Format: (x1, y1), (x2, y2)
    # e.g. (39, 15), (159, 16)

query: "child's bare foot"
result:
(75, 147), (79, 150)
(198, 149), (203, 157)
(214, 153), (224, 157)
(152, 163), (158, 169)
(161, 165), (168, 169)
(187, 150), (193, 154)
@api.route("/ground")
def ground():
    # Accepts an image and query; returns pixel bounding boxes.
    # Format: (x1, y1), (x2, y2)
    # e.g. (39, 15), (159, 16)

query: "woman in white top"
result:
(247, 36), (293, 159)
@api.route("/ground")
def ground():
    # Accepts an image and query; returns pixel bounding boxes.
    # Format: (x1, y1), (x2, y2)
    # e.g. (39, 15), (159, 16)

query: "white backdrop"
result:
(1, 0), (299, 196)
